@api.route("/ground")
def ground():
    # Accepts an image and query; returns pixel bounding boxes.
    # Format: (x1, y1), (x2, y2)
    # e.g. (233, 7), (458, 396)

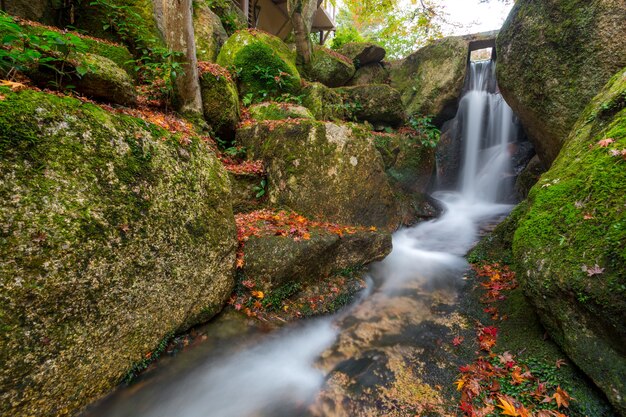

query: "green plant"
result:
(407, 114), (440, 148)
(253, 178), (267, 198)
(0, 12), (91, 88)
(262, 282), (302, 311)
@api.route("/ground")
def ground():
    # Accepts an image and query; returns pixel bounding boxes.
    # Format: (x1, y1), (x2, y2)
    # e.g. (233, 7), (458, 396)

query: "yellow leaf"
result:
(454, 378), (464, 391)
(496, 396), (519, 416)
(0, 80), (26, 92)
(251, 290), (264, 299)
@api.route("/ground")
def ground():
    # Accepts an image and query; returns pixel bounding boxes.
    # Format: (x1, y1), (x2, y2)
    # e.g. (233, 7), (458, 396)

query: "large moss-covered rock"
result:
(307, 46), (356, 88)
(0, 89), (237, 417)
(497, 0), (626, 166)
(347, 63), (389, 86)
(199, 64), (240, 138)
(193, 1), (228, 62)
(389, 36), (467, 123)
(301, 81), (346, 121)
(237, 120), (401, 229)
(202, 0), (247, 35)
(337, 84), (406, 127)
(512, 69), (626, 414)
(249, 102), (314, 121)
(244, 230), (391, 290)
(338, 42), (386, 67)
(217, 29), (301, 99)
(27, 52), (137, 106)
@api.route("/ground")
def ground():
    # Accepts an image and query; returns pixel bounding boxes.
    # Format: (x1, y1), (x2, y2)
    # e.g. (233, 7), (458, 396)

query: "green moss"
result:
(200, 69), (240, 137)
(300, 81), (346, 121)
(512, 69), (626, 413)
(306, 46), (356, 88)
(0, 88), (236, 417)
(217, 30), (301, 98)
(248, 102), (313, 121)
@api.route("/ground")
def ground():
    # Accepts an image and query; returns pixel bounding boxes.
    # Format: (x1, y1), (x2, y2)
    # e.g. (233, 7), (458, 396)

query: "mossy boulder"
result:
(249, 102), (314, 121)
(512, 69), (626, 414)
(347, 63), (390, 86)
(514, 155), (546, 200)
(0, 16), (136, 77)
(0, 88), (237, 417)
(337, 84), (406, 127)
(193, 1), (229, 62)
(217, 29), (301, 99)
(244, 230), (392, 291)
(27, 52), (137, 106)
(306, 46), (356, 88)
(496, 0), (626, 166)
(202, 0), (247, 35)
(389, 36), (468, 124)
(236, 120), (401, 229)
(199, 64), (240, 138)
(338, 42), (386, 67)
(300, 81), (346, 121)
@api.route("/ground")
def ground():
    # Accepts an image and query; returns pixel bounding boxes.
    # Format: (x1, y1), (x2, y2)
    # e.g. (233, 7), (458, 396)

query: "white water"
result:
(89, 60), (517, 417)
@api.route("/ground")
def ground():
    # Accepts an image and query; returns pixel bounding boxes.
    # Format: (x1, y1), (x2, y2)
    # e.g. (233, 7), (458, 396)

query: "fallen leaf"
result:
(597, 138), (615, 147)
(553, 386), (571, 408)
(455, 378), (465, 391)
(453, 336), (464, 346)
(0, 79), (26, 91)
(555, 359), (567, 368)
(496, 396), (519, 416)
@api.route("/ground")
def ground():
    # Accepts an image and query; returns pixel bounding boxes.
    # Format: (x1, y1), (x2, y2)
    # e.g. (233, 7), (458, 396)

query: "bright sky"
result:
(439, 0), (514, 35)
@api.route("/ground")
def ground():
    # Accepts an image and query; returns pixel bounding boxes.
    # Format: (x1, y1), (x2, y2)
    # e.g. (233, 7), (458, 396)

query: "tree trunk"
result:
(153, 0), (203, 115)
(287, 0), (317, 67)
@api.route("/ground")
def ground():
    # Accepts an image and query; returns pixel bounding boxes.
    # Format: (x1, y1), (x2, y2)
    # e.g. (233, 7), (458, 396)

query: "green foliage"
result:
(408, 115), (440, 147)
(261, 281), (302, 311)
(253, 178), (267, 198)
(122, 332), (174, 384)
(330, 25), (365, 50)
(89, 0), (184, 101)
(205, 0), (246, 35)
(0, 11), (91, 88)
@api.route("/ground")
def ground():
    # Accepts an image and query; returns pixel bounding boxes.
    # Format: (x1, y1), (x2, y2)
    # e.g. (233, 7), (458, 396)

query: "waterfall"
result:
(437, 60), (522, 203)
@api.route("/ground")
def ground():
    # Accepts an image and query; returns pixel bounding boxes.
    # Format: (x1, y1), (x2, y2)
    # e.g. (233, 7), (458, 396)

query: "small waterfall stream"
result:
(84, 60), (519, 417)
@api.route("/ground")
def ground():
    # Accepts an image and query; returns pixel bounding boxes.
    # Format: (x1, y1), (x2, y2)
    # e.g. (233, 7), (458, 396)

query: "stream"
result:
(83, 60), (522, 417)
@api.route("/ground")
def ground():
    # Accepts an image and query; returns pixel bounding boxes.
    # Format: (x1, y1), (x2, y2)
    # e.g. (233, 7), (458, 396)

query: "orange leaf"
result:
(496, 396), (519, 416)
(597, 138), (615, 147)
(553, 386), (572, 408)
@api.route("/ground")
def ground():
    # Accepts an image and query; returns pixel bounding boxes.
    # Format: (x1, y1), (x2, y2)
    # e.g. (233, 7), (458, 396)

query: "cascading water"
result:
(84, 59), (520, 417)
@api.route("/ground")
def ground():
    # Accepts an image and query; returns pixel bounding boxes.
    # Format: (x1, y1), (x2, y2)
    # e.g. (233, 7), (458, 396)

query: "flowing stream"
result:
(84, 60), (520, 417)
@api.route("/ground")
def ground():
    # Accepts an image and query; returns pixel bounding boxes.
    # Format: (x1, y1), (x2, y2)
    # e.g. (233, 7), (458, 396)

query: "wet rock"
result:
(496, 0), (626, 166)
(0, 89), (237, 417)
(244, 230), (392, 290)
(236, 120), (401, 229)
(307, 46), (356, 88)
(336, 84), (406, 127)
(512, 68), (626, 414)
(514, 155), (546, 200)
(338, 42), (386, 67)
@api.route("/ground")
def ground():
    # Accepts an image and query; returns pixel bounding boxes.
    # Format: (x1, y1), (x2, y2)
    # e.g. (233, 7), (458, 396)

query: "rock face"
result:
(348, 63), (390, 86)
(217, 29), (301, 98)
(337, 84), (406, 127)
(300, 81), (346, 121)
(307, 46), (356, 88)
(248, 102), (314, 121)
(389, 36), (468, 123)
(0, 89), (237, 417)
(496, 0), (626, 166)
(512, 69), (626, 414)
(199, 65), (240, 138)
(193, 1), (229, 62)
(244, 230), (392, 290)
(2, 0), (56, 24)
(338, 42), (386, 67)
(237, 120), (401, 229)
(514, 155), (546, 200)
